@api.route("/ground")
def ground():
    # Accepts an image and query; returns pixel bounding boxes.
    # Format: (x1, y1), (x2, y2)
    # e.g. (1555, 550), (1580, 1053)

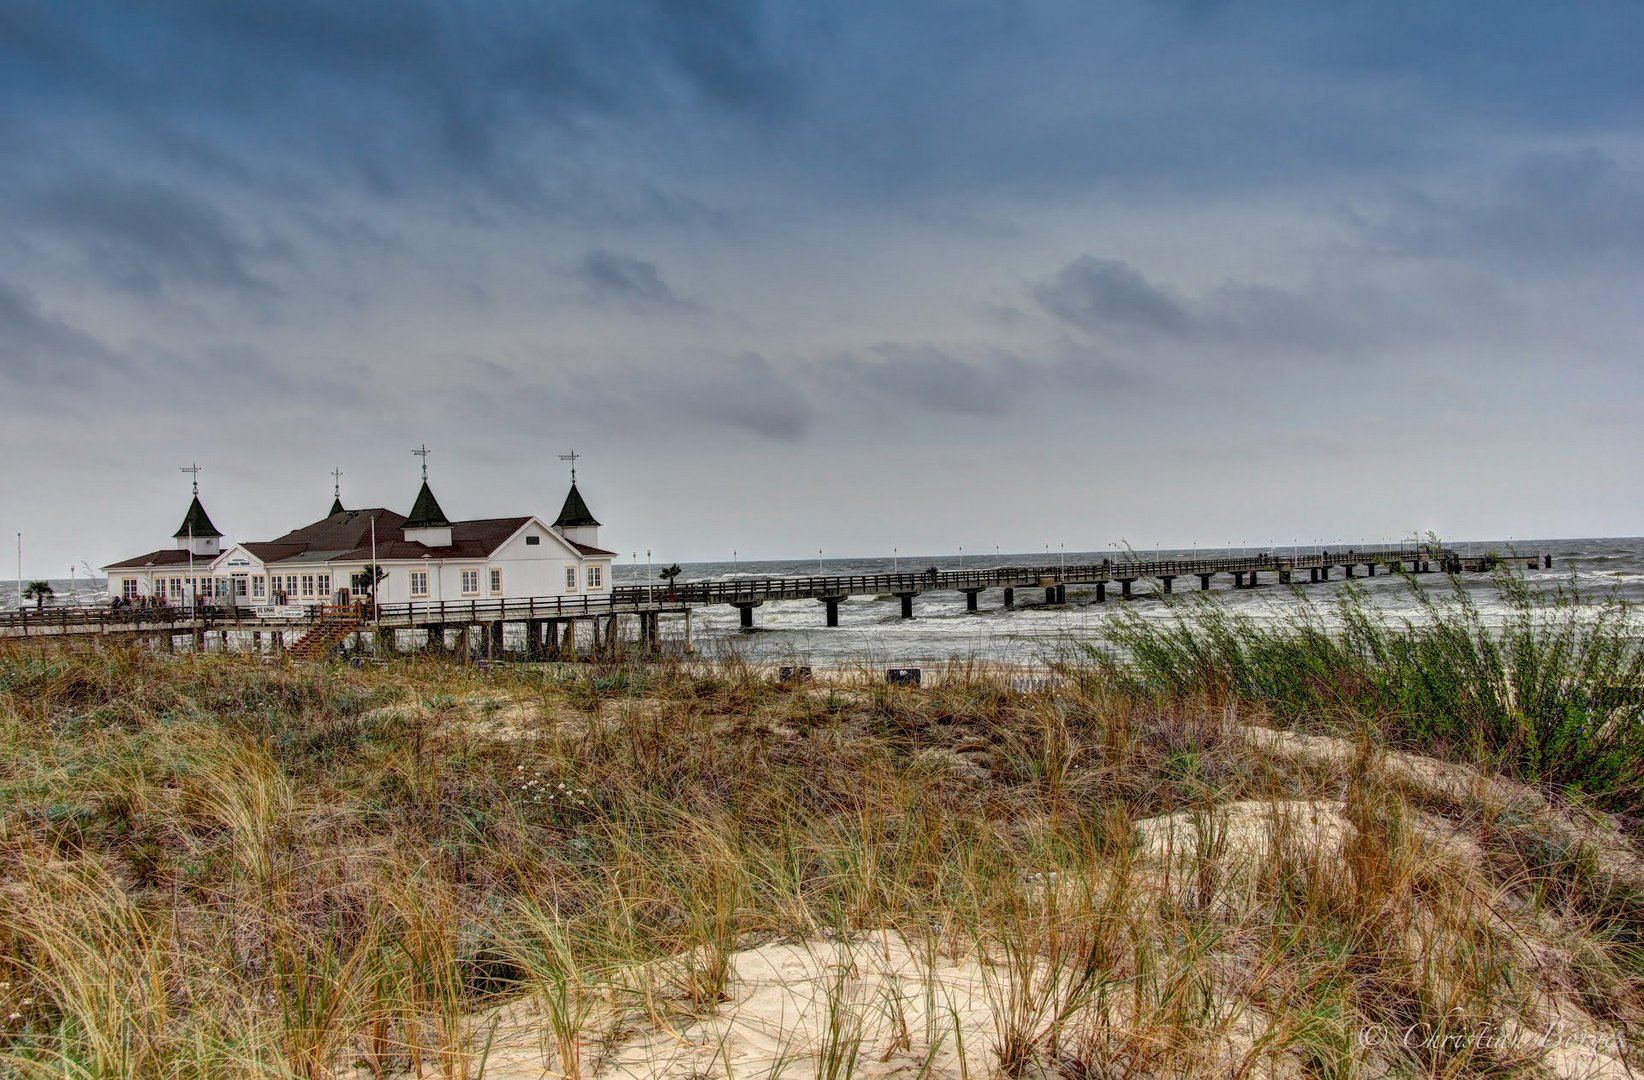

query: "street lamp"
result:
(893, 547), (899, 573)
(959, 545), (964, 571)
(818, 548), (823, 575)
(647, 549), (653, 602)
(1060, 543), (1065, 573)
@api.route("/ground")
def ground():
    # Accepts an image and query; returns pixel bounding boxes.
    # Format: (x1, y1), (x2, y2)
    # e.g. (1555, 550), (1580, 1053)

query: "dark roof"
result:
(404, 482), (450, 528)
(103, 549), (201, 570)
(328, 517), (532, 562)
(267, 508), (407, 551)
(569, 540), (617, 557)
(329, 496), (345, 516)
(239, 542), (307, 563)
(554, 483), (600, 528)
(172, 496), (223, 539)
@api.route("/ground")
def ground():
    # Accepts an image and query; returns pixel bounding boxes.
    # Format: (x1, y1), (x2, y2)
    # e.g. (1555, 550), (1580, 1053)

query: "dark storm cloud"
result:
(0, 1), (798, 208)
(818, 346), (1026, 418)
(1367, 148), (1644, 266)
(32, 175), (280, 299)
(656, 354), (812, 440)
(576, 250), (688, 309)
(1032, 254), (1509, 364)
(0, 279), (119, 385)
(1034, 258), (1194, 338)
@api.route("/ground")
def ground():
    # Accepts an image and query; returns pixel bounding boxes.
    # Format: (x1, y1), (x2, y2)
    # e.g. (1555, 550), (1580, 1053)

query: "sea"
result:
(9, 538), (1642, 667)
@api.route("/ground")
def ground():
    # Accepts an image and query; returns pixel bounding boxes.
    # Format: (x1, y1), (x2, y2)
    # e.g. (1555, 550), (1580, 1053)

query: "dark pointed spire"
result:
(173, 495), (223, 539)
(330, 495), (346, 516)
(554, 482), (600, 529)
(404, 481), (449, 528)
(330, 467), (345, 515)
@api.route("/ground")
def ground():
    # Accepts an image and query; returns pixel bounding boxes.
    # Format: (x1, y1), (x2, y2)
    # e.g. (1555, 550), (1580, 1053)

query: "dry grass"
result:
(0, 640), (1640, 1078)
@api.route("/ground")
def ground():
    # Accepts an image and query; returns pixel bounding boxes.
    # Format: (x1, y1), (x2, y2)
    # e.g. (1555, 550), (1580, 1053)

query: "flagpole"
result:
(371, 515), (379, 628)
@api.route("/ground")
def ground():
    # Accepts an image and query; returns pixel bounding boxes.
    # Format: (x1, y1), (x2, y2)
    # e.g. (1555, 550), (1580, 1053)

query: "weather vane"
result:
(559, 449), (579, 484)
(179, 462), (203, 495)
(412, 444), (431, 481)
(331, 467), (344, 498)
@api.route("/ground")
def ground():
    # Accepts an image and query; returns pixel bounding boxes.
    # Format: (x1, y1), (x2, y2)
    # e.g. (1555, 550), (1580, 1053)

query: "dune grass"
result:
(1094, 569), (1644, 816)
(0, 577), (1640, 1078)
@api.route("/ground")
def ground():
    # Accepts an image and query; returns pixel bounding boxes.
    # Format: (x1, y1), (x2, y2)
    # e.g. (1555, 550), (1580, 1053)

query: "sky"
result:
(2, 1), (1641, 575)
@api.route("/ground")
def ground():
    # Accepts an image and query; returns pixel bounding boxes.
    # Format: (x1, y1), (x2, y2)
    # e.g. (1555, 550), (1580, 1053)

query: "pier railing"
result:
(4, 543), (1529, 639)
(607, 544), (1463, 606)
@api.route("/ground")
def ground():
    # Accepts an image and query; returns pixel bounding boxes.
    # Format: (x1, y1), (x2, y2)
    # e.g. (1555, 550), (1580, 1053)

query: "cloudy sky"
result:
(3, 1), (1641, 574)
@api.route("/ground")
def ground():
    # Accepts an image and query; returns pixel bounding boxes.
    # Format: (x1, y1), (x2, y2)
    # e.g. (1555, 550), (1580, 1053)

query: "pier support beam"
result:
(1318, 566), (1329, 581)
(1159, 576), (1174, 594)
(1344, 564), (1355, 578)
(1119, 578), (1134, 598)
(561, 620), (576, 658)
(1003, 587), (1014, 609)
(1199, 574), (1212, 591)
(1233, 572), (1245, 589)
(733, 601), (762, 629)
(897, 592), (917, 619)
(1248, 571), (1259, 587)
(683, 608), (694, 654)
(1365, 563), (1375, 577)
(962, 589), (981, 612)
(819, 596), (844, 627)
(1044, 586), (1057, 605)
(1095, 581), (1106, 602)
(488, 621), (504, 659)
(1279, 569), (1291, 585)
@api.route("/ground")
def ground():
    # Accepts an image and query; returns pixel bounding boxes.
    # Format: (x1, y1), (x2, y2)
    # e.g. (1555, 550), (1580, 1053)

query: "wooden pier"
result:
(0, 544), (1547, 656)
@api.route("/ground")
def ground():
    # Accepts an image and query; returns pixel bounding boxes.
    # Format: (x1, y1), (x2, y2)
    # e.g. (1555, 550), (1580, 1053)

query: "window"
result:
(525, 535), (540, 546)
(301, 574), (316, 597)
(410, 570), (429, 597)
(169, 578), (182, 599)
(588, 564), (603, 589)
(317, 574), (331, 596)
(252, 576), (265, 599)
(286, 575), (298, 596)
(121, 578), (139, 600)
(235, 578), (248, 598)
(565, 566), (577, 591)
(461, 569), (479, 595)
(489, 568), (502, 594)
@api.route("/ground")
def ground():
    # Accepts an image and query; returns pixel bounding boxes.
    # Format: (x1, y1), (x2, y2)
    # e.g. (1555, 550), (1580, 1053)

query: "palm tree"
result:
(22, 581), (54, 611)
(658, 563), (682, 597)
(352, 564), (388, 598)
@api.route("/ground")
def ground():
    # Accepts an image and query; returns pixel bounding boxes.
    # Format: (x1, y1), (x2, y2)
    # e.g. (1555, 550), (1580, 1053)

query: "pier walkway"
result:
(0, 544), (1546, 653)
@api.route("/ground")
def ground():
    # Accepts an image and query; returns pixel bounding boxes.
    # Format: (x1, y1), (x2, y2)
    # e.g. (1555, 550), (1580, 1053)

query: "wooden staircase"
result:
(286, 605), (364, 660)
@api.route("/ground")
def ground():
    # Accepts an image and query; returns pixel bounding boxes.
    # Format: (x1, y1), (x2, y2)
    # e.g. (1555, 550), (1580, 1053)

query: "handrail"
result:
(0, 544), (1514, 636)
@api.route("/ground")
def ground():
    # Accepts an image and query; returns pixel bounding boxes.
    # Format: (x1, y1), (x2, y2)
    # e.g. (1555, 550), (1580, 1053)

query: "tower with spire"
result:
(174, 463), (223, 556)
(329, 468), (346, 517)
(552, 449), (602, 548)
(402, 444), (453, 547)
